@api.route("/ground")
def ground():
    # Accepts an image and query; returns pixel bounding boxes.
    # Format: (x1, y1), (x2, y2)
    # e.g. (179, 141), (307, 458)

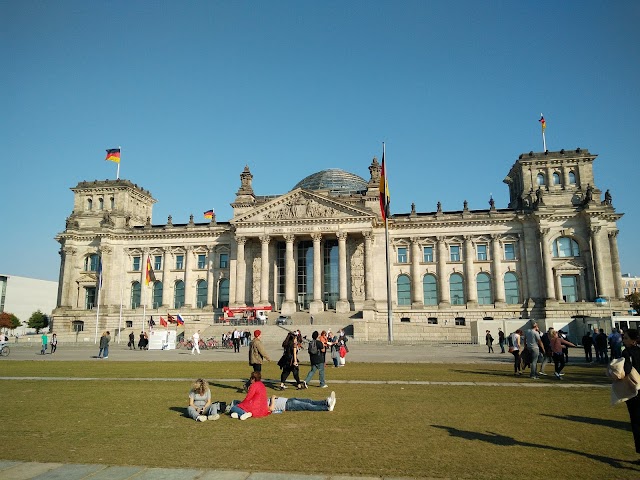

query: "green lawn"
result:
(2, 361), (638, 479)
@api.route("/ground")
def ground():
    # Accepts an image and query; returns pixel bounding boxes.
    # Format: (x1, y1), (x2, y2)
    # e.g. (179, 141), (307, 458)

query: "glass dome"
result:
(292, 169), (368, 194)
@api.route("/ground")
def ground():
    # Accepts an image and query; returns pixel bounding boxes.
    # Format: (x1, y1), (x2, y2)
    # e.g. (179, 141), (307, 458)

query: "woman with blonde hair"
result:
(188, 378), (220, 422)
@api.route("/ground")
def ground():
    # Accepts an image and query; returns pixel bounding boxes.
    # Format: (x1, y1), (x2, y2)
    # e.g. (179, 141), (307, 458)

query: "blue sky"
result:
(2, 0), (639, 282)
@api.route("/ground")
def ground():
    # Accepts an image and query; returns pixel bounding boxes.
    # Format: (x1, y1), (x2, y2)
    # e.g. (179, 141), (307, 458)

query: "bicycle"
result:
(0, 344), (10, 357)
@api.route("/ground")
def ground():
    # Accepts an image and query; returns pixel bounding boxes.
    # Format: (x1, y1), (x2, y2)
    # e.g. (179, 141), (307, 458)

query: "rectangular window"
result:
(219, 253), (229, 269)
(454, 317), (466, 326)
(477, 244), (488, 261)
(450, 245), (461, 262)
(85, 287), (96, 309)
(423, 246), (434, 263)
(197, 254), (206, 269)
(504, 243), (516, 260)
(175, 255), (184, 270)
(561, 275), (578, 302)
(397, 247), (408, 263)
(428, 317), (438, 325)
(132, 256), (141, 271)
(154, 255), (162, 271)
(126, 321), (133, 328)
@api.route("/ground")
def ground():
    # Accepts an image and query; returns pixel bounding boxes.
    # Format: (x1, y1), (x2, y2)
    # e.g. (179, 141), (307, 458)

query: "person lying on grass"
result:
(268, 391), (336, 414)
(188, 378), (220, 422)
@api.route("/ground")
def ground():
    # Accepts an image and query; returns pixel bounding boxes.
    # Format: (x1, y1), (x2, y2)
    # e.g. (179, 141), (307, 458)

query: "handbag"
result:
(508, 346), (515, 353)
(610, 361), (640, 406)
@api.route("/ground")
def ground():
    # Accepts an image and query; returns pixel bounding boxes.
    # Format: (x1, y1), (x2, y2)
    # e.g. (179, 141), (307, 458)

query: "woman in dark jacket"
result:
(623, 329), (640, 459)
(278, 332), (303, 390)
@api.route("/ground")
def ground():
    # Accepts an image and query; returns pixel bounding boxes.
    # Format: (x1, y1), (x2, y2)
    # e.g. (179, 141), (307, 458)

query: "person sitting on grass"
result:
(268, 391), (336, 413)
(229, 371), (270, 420)
(188, 378), (220, 422)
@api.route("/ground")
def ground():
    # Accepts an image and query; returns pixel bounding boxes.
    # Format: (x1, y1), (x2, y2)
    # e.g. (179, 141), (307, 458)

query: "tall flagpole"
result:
(540, 114), (547, 151)
(116, 145), (121, 180)
(381, 142), (393, 343)
(94, 262), (103, 344)
(117, 254), (124, 343)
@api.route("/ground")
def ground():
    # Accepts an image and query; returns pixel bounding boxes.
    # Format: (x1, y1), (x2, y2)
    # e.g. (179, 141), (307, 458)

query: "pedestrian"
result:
(539, 327), (553, 376)
(249, 329), (271, 372)
(50, 333), (58, 354)
(509, 329), (523, 376)
(268, 391), (336, 413)
(550, 330), (576, 379)
(498, 328), (505, 354)
(302, 330), (328, 388)
(559, 330), (570, 363)
(582, 331), (593, 362)
(232, 328), (241, 353)
(592, 328), (601, 363)
(128, 331), (135, 350)
(229, 371), (270, 420)
(98, 331), (111, 359)
(524, 322), (545, 379)
(277, 332), (303, 390)
(148, 316), (155, 330)
(41, 332), (48, 354)
(621, 329), (640, 460)
(192, 330), (201, 355)
(485, 330), (494, 353)
(310, 314), (314, 325)
(596, 329), (609, 364)
(609, 328), (623, 359)
(187, 378), (220, 422)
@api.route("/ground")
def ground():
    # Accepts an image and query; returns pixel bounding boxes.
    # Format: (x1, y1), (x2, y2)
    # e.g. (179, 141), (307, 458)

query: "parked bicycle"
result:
(0, 344), (10, 357)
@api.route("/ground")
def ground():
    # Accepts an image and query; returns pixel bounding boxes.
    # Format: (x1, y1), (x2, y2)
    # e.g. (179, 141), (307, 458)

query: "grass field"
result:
(2, 361), (638, 479)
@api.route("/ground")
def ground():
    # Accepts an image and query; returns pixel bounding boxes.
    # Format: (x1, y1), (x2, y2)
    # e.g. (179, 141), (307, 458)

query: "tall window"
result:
(423, 246), (434, 262)
(397, 247), (408, 263)
(174, 280), (185, 308)
(197, 254), (206, 269)
(110, 197), (115, 209)
(152, 281), (163, 309)
(450, 273), (465, 305)
(552, 172), (561, 185)
(98, 198), (104, 210)
(323, 239), (339, 310)
(175, 255), (184, 269)
(504, 272), (520, 304)
(85, 287), (96, 309)
(537, 173), (545, 186)
(504, 243), (516, 260)
(450, 245), (461, 262)
(568, 171), (576, 185)
(477, 273), (492, 305)
(397, 274), (411, 306)
(219, 253), (229, 269)
(154, 255), (162, 271)
(561, 275), (578, 302)
(196, 280), (207, 307)
(132, 256), (141, 271)
(85, 254), (100, 272)
(423, 274), (438, 305)
(297, 241), (313, 310)
(218, 278), (229, 308)
(552, 237), (580, 258)
(87, 198), (93, 210)
(477, 244), (488, 261)
(131, 282), (141, 308)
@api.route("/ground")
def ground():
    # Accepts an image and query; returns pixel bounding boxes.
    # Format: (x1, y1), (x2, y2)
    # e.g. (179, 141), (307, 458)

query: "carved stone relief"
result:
(350, 238), (365, 301)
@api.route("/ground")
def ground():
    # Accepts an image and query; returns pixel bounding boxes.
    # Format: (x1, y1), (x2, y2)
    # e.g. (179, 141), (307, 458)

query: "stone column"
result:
(259, 235), (271, 306)
(363, 231), (375, 307)
(161, 248), (169, 307)
(540, 229), (556, 300)
(206, 246), (214, 308)
(491, 234), (505, 303)
(183, 246), (193, 308)
(436, 236), (450, 305)
(411, 237), (423, 308)
(142, 248), (151, 309)
(336, 232), (350, 313)
(310, 233), (324, 314)
(60, 247), (76, 307)
(281, 234), (296, 315)
(609, 230), (623, 300)
(234, 237), (247, 307)
(98, 246), (113, 307)
(517, 234), (529, 301)
(463, 236), (477, 305)
(590, 226), (609, 298)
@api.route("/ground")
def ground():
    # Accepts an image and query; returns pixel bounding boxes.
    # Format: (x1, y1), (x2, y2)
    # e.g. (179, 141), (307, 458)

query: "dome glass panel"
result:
(293, 169), (368, 194)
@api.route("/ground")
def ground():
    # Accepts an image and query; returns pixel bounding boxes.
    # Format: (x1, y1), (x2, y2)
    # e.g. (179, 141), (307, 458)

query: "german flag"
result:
(105, 148), (121, 163)
(145, 257), (156, 286)
(204, 209), (214, 219)
(539, 115), (546, 132)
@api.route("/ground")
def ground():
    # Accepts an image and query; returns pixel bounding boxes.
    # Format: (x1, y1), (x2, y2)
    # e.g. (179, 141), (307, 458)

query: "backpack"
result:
(507, 335), (513, 348)
(308, 340), (319, 355)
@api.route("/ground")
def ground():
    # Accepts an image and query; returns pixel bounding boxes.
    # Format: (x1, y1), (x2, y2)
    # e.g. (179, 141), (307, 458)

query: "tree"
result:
(28, 310), (49, 333)
(0, 312), (21, 332)
(626, 292), (640, 315)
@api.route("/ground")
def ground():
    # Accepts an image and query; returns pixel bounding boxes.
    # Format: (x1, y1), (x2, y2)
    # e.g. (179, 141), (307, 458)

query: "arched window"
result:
(568, 171), (576, 185)
(397, 274), (411, 306)
(196, 280), (208, 308)
(174, 280), (185, 308)
(218, 278), (229, 308)
(504, 272), (520, 304)
(98, 198), (104, 210)
(152, 281), (163, 309)
(87, 198), (93, 210)
(552, 172), (561, 185)
(110, 197), (115, 209)
(536, 173), (545, 186)
(131, 282), (141, 309)
(552, 237), (580, 258)
(476, 273), (492, 305)
(450, 273), (465, 305)
(84, 254), (100, 272)
(423, 274), (438, 306)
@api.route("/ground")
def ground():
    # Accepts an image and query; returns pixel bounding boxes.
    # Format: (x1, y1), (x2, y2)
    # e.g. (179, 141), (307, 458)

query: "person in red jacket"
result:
(229, 371), (270, 420)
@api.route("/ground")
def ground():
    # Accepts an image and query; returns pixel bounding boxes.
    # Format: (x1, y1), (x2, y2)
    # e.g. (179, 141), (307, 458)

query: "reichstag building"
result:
(53, 148), (625, 341)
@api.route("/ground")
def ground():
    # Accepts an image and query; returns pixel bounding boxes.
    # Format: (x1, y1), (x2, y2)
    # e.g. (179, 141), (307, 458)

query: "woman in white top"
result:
(510, 329), (523, 375)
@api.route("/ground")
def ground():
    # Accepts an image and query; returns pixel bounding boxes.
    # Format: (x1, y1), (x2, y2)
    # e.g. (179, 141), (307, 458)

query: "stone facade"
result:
(52, 149), (626, 342)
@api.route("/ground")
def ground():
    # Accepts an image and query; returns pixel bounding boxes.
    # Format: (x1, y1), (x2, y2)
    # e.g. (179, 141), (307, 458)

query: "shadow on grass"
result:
(540, 413), (630, 431)
(451, 367), (611, 385)
(169, 406), (189, 418)
(431, 424), (637, 470)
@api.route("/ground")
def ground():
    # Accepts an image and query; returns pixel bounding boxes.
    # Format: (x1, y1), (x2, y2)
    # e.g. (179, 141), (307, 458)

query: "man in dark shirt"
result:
(302, 331), (327, 389)
(582, 331), (594, 362)
(596, 329), (609, 364)
(498, 329), (506, 354)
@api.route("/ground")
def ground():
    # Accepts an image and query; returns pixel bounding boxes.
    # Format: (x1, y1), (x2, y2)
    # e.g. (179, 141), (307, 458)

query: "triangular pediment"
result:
(553, 259), (585, 272)
(232, 189), (374, 224)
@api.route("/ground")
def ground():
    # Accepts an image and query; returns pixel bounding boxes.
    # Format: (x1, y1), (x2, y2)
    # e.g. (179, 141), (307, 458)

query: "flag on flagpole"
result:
(167, 313), (176, 324)
(379, 144), (390, 221)
(97, 259), (103, 289)
(176, 314), (184, 325)
(204, 209), (214, 219)
(539, 114), (546, 132)
(159, 316), (168, 327)
(105, 148), (121, 163)
(145, 257), (156, 286)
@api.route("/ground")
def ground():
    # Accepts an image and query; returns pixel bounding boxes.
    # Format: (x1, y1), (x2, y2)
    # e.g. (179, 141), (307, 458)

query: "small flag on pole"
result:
(176, 314), (185, 325)
(204, 209), (214, 219)
(105, 148), (121, 163)
(539, 114), (546, 132)
(159, 316), (168, 327)
(379, 144), (390, 221)
(167, 314), (176, 324)
(145, 257), (156, 286)
(97, 259), (103, 289)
